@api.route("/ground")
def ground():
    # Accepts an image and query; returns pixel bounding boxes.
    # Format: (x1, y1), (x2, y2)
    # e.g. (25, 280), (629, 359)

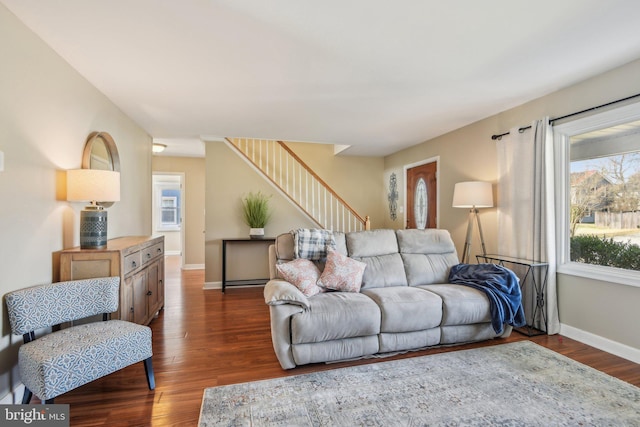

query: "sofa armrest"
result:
(264, 279), (310, 310)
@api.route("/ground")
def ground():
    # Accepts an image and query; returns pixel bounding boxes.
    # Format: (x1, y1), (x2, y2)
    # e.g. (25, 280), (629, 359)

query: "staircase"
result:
(226, 138), (370, 233)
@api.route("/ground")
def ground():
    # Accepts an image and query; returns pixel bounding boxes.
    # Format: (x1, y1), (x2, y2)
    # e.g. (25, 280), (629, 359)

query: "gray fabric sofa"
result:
(264, 228), (512, 369)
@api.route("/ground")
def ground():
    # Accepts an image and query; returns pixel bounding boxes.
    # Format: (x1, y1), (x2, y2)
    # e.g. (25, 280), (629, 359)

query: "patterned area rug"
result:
(198, 341), (640, 426)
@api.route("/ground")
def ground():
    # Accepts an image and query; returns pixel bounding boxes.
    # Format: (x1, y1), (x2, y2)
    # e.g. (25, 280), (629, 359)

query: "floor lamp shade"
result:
(452, 181), (493, 263)
(67, 169), (120, 249)
(452, 181), (493, 208)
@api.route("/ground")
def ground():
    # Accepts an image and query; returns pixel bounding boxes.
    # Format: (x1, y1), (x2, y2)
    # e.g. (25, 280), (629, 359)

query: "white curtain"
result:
(497, 118), (560, 334)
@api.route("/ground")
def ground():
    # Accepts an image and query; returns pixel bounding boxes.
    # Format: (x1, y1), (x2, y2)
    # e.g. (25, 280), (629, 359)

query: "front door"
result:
(406, 162), (437, 229)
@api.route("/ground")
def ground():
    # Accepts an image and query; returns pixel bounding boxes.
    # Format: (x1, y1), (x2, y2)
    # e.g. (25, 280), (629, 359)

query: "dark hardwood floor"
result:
(51, 256), (639, 426)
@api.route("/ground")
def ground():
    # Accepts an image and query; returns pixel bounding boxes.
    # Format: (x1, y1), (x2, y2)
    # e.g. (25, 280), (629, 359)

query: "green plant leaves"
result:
(242, 191), (272, 228)
(571, 234), (640, 270)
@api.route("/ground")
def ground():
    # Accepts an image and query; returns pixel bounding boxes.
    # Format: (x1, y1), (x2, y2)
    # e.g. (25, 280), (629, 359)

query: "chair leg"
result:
(144, 357), (155, 390)
(21, 387), (33, 404)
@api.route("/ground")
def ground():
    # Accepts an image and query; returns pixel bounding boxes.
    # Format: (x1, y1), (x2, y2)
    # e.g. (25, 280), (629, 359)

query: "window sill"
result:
(157, 226), (181, 232)
(558, 262), (640, 288)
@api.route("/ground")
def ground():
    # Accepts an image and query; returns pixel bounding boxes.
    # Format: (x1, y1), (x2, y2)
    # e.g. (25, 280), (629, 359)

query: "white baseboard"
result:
(204, 281), (221, 290)
(165, 250), (182, 256)
(182, 264), (204, 270)
(560, 323), (640, 364)
(0, 383), (24, 404)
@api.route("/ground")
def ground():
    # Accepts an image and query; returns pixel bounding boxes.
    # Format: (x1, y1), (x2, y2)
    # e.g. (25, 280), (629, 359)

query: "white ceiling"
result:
(4, 0), (640, 157)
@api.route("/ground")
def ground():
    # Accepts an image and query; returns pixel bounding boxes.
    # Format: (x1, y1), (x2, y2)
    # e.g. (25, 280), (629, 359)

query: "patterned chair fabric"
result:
(5, 277), (155, 403)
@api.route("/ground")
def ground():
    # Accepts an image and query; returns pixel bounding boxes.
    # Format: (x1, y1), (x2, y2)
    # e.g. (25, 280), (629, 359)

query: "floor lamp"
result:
(452, 181), (493, 264)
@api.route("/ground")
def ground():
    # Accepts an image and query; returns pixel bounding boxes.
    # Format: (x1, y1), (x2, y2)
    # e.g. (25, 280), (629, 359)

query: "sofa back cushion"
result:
(346, 229), (407, 289)
(396, 229), (459, 286)
(274, 231), (347, 261)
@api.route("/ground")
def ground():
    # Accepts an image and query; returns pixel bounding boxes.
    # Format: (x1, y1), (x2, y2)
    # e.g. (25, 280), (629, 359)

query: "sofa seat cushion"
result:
(18, 320), (152, 400)
(417, 284), (491, 326)
(291, 292), (380, 344)
(362, 287), (442, 333)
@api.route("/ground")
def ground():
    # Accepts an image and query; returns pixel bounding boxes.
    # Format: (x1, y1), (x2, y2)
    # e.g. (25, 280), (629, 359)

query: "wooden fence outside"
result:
(595, 211), (640, 229)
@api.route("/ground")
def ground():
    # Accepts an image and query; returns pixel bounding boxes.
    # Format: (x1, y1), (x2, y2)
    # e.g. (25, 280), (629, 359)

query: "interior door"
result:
(406, 162), (437, 229)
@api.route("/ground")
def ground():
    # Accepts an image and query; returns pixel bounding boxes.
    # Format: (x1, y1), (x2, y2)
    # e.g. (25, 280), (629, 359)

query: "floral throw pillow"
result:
(317, 249), (366, 293)
(276, 259), (325, 297)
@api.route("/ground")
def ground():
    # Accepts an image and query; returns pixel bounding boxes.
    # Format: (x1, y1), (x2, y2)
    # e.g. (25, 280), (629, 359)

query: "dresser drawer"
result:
(124, 251), (141, 275)
(142, 242), (164, 265)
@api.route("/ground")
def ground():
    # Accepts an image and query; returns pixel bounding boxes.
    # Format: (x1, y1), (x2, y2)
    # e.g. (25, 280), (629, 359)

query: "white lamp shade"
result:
(452, 181), (493, 208)
(67, 169), (121, 202)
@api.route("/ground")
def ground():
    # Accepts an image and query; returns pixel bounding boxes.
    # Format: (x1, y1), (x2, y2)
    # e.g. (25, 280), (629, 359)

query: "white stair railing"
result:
(226, 137), (370, 233)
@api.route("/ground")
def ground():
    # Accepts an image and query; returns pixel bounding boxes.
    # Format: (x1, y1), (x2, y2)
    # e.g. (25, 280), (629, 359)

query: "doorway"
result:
(405, 159), (438, 229)
(152, 173), (185, 266)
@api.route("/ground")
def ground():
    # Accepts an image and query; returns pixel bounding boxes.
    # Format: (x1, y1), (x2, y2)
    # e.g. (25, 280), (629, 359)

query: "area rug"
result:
(198, 341), (640, 426)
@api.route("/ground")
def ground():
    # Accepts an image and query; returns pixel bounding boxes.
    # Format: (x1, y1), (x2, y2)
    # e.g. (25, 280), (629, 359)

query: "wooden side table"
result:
(222, 238), (275, 293)
(476, 254), (549, 336)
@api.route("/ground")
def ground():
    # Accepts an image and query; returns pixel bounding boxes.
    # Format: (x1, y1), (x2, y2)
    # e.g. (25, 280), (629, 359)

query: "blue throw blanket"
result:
(448, 263), (526, 334)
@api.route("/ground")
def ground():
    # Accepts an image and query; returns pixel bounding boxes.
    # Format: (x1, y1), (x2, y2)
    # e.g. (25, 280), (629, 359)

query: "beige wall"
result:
(0, 5), (152, 402)
(204, 141), (384, 284)
(152, 156), (206, 267)
(384, 57), (640, 355)
(285, 142), (386, 228)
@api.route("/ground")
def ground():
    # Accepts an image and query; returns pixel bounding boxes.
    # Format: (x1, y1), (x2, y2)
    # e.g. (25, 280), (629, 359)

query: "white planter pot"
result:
(249, 228), (265, 239)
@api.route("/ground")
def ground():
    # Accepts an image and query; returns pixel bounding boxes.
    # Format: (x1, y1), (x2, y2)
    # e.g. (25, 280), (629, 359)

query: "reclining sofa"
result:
(264, 228), (513, 369)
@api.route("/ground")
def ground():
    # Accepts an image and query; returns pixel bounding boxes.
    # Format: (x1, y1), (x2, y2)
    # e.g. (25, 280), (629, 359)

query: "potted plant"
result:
(241, 191), (272, 239)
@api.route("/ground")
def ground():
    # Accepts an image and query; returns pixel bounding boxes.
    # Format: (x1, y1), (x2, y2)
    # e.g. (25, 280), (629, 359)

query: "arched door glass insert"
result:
(414, 178), (428, 229)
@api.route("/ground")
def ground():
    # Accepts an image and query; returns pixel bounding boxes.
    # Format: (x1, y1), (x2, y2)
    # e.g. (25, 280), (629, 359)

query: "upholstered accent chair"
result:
(5, 277), (155, 404)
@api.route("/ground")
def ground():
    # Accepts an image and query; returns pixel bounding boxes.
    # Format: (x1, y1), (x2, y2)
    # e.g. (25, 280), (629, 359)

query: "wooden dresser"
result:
(59, 235), (165, 325)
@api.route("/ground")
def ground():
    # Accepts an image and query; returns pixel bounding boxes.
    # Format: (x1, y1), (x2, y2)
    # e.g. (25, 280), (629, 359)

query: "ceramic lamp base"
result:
(80, 208), (108, 249)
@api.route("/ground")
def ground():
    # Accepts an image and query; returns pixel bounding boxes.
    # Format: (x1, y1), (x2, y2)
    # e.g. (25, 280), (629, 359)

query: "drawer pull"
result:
(147, 253), (152, 259)
(147, 291), (153, 296)
(131, 261), (137, 268)
(157, 248), (162, 253)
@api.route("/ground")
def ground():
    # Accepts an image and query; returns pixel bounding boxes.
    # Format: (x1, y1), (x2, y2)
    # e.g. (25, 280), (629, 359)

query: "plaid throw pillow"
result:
(292, 228), (336, 260)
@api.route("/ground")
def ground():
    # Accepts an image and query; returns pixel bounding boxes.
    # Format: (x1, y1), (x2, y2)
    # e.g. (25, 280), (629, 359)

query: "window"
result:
(161, 196), (179, 226)
(554, 102), (640, 287)
(156, 187), (181, 231)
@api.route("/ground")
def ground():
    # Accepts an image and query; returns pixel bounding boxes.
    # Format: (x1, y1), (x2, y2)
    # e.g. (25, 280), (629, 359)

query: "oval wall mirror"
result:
(82, 131), (120, 172)
(82, 131), (120, 207)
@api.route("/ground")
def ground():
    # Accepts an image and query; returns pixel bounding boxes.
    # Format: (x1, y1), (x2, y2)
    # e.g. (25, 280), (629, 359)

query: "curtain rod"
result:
(490, 92), (640, 140)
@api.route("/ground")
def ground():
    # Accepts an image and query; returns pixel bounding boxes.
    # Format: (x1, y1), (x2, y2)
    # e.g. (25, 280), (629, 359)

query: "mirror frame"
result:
(82, 131), (120, 208)
(82, 131), (121, 172)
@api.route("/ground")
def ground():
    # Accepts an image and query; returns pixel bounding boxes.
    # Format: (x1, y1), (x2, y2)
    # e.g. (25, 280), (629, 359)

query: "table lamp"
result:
(67, 169), (121, 249)
(452, 181), (493, 263)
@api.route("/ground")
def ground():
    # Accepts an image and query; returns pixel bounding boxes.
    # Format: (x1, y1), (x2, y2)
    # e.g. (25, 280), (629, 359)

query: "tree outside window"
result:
(569, 133), (640, 271)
